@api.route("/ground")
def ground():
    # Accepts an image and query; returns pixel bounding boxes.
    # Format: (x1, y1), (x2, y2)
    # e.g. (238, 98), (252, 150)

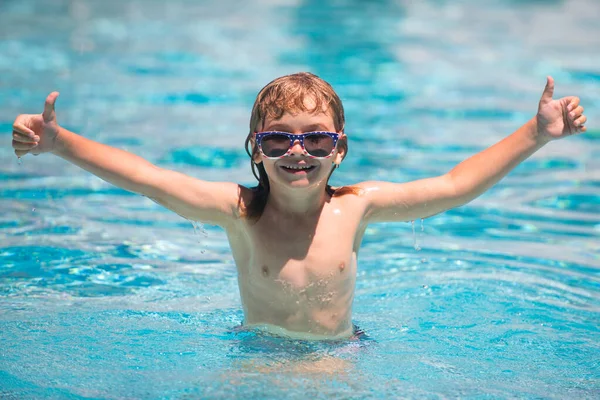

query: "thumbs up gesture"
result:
(536, 77), (587, 142)
(12, 92), (61, 157)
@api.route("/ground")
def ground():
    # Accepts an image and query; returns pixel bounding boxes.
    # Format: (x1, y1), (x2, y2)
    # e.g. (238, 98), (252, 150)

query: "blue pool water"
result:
(1, 0), (599, 398)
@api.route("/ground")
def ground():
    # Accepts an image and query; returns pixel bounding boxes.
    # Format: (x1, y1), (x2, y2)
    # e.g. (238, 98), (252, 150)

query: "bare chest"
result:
(225, 201), (366, 333)
(244, 208), (361, 286)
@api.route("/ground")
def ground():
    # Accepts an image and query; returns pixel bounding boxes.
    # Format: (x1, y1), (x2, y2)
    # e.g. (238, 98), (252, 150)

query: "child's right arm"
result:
(11, 92), (247, 228)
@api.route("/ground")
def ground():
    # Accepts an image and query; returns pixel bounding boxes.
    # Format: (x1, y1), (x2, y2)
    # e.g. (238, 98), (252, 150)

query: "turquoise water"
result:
(1, 0), (599, 398)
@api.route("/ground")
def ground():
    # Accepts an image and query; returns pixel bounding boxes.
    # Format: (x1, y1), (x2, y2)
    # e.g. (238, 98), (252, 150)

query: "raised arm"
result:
(362, 77), (587, 223)
(11, 92), (247, 228)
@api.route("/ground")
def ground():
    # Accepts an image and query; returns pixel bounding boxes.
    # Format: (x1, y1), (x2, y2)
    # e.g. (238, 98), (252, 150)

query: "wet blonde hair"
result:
(243, 72), (361, 221)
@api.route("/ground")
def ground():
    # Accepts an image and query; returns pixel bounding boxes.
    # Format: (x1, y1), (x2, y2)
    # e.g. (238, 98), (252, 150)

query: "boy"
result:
(11, 73), (587, 340)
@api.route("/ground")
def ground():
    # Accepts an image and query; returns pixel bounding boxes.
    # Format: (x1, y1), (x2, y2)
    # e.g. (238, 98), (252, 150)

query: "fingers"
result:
(43, 91), (59, 121)
(573, 114), (587, 128)
(13, 130), (39, 144)
(13, 136), (38, 159)
(12, 121), (35, 138)
(567, 96), (580, 112)
(12, 119), (39, 157)
(569, 105), (584, 119)
(12, 121), (40, 149)
(566, 101), (586, 130)
(540, 76), (554, 105)
(12, 139), (38, 151)
(15, 149), (30, 158)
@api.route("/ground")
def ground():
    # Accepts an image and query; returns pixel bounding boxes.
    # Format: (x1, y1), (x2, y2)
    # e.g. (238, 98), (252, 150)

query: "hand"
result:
(536, 76), (587, 142)
(12, 92), (60, 157)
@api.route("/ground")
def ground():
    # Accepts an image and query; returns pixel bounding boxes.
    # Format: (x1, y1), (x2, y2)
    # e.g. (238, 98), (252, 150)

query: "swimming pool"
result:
(1, 0), (599, 398)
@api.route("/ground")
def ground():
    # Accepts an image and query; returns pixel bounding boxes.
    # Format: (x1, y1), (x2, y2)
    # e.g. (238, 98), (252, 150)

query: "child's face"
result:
(254, 104), (345, 190)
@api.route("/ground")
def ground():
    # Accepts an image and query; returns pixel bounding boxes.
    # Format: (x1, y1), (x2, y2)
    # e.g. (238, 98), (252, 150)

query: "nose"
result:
(289, 139), (304, 155)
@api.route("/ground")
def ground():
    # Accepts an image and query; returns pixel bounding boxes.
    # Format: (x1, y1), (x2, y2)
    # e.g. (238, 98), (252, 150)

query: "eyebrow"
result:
(264, 123), (332, 132)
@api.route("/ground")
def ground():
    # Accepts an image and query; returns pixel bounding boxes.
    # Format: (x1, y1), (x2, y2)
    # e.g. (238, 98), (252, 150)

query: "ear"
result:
(333, 133), (347, 167)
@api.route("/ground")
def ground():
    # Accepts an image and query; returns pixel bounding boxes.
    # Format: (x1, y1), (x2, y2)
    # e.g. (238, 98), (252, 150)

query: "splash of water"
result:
(190, 220), (208, 254)
(411, 219), (424, 251)
(191, 221), (208, 237)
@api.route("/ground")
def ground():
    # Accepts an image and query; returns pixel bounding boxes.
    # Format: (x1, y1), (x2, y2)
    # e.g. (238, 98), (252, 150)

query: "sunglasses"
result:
(255, 131), (340, 159)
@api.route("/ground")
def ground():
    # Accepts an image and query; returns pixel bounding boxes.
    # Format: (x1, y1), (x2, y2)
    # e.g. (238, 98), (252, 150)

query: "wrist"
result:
(51, 126), (67, 155)
(530, 117), (551, 146)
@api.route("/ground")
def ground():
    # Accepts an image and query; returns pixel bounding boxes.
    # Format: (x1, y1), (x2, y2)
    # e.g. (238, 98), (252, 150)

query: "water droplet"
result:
(17, 157), (22, 165)
(418, 218), (424, 250)
(190, 220), (208, 252)
(31, 208), (36, 212)
(411, 220), (421, 251)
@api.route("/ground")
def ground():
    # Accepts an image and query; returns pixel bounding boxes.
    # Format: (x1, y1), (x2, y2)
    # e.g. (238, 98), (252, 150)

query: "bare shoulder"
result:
(203, 181), (257, 222)
(347, 180), (409, 200)
(348, 180), (416, 223)
(329, 183), (372, 214)
(352, 180), (388, 192)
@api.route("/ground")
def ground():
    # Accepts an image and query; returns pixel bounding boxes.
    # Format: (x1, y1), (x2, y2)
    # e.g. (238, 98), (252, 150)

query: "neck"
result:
(267, 182), (330, 216)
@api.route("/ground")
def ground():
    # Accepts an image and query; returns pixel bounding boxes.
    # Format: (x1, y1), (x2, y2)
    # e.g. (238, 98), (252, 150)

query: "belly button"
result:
(261, 265), (269, 277)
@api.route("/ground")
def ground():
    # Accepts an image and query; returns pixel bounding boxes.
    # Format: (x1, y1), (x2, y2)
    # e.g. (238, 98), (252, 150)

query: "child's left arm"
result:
(361, 77), (587, 223)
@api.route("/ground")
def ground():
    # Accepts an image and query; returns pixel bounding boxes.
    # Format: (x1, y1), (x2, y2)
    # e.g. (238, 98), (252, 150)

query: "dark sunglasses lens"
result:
(304, 134), (334, 157)
(261, 134), (290, 157)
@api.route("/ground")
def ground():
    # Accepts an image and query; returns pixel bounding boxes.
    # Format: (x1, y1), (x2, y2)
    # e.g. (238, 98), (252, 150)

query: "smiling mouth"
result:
(280, 165), (316, 173)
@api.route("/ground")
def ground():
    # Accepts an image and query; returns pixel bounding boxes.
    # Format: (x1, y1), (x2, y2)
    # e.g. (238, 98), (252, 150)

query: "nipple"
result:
(338, 262), (345, 272)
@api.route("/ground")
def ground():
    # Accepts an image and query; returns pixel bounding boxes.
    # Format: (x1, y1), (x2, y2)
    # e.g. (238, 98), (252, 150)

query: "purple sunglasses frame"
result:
(254, 131), (340, 159)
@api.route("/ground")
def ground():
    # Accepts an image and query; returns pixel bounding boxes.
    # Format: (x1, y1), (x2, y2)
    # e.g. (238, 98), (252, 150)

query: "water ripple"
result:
(1, 0), (599, 398)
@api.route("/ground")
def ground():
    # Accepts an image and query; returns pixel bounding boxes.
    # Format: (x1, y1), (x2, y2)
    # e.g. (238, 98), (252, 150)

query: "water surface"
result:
(1, 0), (599, 398)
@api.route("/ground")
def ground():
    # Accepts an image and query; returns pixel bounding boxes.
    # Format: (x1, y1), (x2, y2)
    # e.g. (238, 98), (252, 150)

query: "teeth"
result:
(284, 165), (312, 170)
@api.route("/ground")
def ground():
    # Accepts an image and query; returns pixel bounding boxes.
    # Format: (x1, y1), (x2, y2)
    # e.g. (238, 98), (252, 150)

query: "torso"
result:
(226, 193), (368, 338)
